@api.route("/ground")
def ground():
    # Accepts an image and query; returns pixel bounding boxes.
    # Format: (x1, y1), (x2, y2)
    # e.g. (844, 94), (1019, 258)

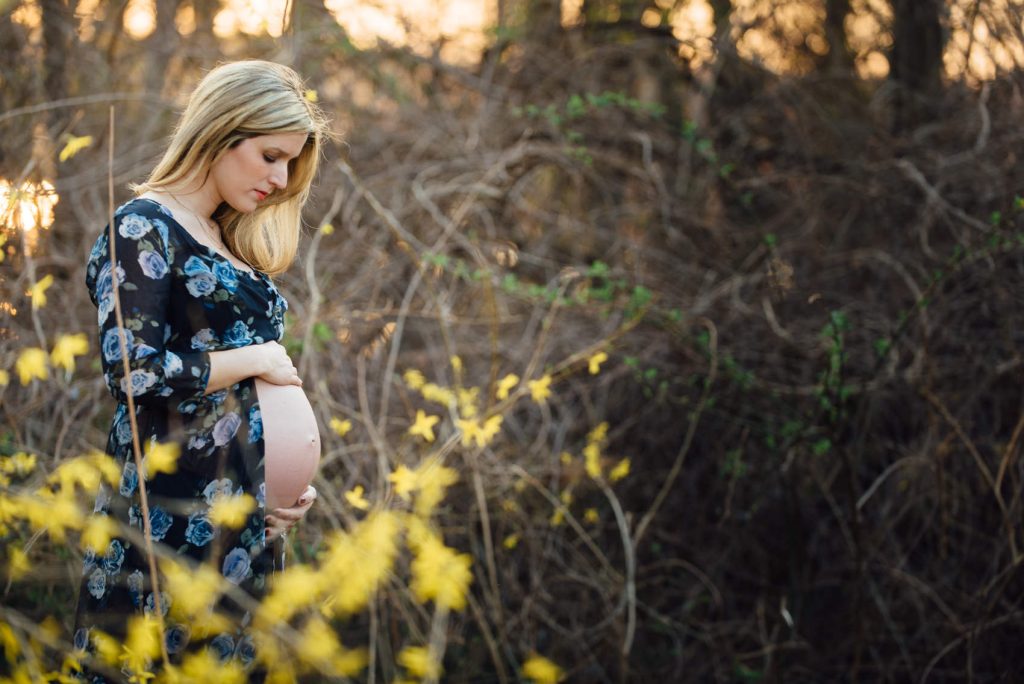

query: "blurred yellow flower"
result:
(503, 533), (520, 549)
(304, 89), (318, 102)
(588, 421), (609, 444)
(297, 617), (341, 666)
(388, 465), (418, 500)
(15, 347), (48, 384)
(59, 134), (93, 162)
(583, 443), (602, 479)
(209, 494), (256, 528)
(122, 615), (163, 674)
(330, 417), (352, 437)
(51, 333), (89, 373)
(559, 451), (573, 465)
(403, 369), (426, 390)
(91, 630), (120, 666)
(609, 458), (631, 483)
(549, 508), (565, 526)
(588, 351), (608, 374)
(8, 547), (30, 581)
(421, 382), (456, 406)
(408, 410), (440, 442)
(9, 451), (36, 476)
(0, 370), (8, 386)
(176, 651), (246, 683)
(522, 654), (564, 684)
(409, 529), (473, 611)
(320, 222), (334, 235)
(528, 375), (552, 404)
(496, 373), (519, 400)
(28, 274), (54, 308)
(450, 355), (463, 374)
(559, 489), (573, 505)
(413, 459), (458, 518)
(398, 645), (442, 679)
(583, 508), (599, 524)
(81, 515), (117, 551)
(143, 440), (179, 477)
(344, 485), (370, 510)
(457, 386), (479, 418)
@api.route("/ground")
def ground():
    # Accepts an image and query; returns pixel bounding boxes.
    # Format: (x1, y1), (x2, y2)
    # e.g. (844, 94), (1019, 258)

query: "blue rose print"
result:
(102, 327), (134, 363)
(209, 633), (235, 662)
(203, 478), (233, 505)
(119, 461), (138, 496)
(222, 547), (252, 585)
(186, 271), (218, 298)
(102, 539), (124, 574)
(94, 261), (126, 325)
(118, 214), (152, 239)
(248, 405), (263, 444)
(115, 416), (133, 446)
(121, 369), (158, 398)
(212, 412), (241, 447)
(256, 482), (266, 509)
(130, 504), (173, 541)
(145, 591), (170, 616)
(223, 320), (252, 346)
(87, 568), (106, 599)
(132, 342), (158, 360)
(165, 623), (189, 655)
(88, 233), (107, 262)
(137, 250), (168, 279)
(82, 548), (96, 576)
(183, 255), (212, 276)
(213, 261), (238, 293)
(185, 511), (214, 547)
(127, 569), (144, 607)
(73, 627), (89, 652)
(162, 351), (183, 377)
(191, 328), (217, 350)
(152, 217), (170, 247)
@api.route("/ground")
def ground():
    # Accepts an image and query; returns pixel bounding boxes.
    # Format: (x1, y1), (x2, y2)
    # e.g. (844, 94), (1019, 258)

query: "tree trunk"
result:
(823, 0), (855, 77)
(890, 0), (945, 130)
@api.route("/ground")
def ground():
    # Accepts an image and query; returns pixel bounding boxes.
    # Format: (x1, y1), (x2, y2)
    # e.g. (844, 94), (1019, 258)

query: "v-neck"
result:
(133, 197), (264, 283)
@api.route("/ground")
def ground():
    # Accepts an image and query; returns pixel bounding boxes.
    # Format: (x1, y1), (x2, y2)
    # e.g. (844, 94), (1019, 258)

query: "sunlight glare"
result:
(123, 0), (156, 40)
(214, 0), (288, 38)
(0, 179), (59, 256)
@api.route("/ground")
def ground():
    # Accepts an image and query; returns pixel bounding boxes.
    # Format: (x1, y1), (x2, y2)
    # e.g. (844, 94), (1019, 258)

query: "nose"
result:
(269, 162), (288, 190)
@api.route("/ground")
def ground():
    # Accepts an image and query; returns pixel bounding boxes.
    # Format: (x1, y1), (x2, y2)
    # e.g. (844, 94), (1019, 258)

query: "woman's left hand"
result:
(266, 485), (317, 541)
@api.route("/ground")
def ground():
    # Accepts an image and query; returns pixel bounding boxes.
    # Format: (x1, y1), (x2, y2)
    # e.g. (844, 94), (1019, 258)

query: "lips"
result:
(254, 190), (268, 201)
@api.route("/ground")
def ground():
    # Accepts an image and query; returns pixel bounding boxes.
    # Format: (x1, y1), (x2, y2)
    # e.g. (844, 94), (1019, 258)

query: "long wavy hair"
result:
(133, 60), (332, 276)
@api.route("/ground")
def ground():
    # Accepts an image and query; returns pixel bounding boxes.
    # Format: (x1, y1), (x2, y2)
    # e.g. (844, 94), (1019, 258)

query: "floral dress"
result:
(74, 197), (288, 673)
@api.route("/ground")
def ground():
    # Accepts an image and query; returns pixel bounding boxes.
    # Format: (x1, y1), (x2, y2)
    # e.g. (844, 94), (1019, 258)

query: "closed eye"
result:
(263, 154), (277, 163)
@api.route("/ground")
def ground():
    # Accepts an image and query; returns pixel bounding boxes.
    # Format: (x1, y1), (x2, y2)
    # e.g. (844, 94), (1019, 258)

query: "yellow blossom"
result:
(0, 623), (19, 662)
(559, 451), (573, 465)
(122, 615), (162, 675)
(174, 651), (246, 684)
(479, 414), (503, 445)
(258, 564), (322, 626)
(609, 458), (631, 483)
(583, 443), (602, 479)
(8, 547), (30, 581)
(143, 440), (179, 477)
(15, 347), (48, 384)
(320, 222), (334, 235)
(408, 528), (473, 611)
(408, 410), (440, 442)
(208, 494), (256, 528)
(456, 418), (481, 448)
(413, 459), (459, 518)
(503, 533), (520, 549)
(81, 515), (117, 551)
(522, 654), (564, 684)
(59, 134), (93, 162)
(403, 369), (426, 390)
(388, 465), (419, 500)
(344, 485), (370, 510)
(91, 630), (120, 666)
(421, 382), (456, 406)
(162, 560), (224, 618)
(450, 355), (462, 374)
(588, 422), (609, 444)
(588, 351), (608, 374)
(583, 508), (599, 524)
(51, 333), (89, 373)
(398, 646), (442, 679)
(496, 373), (519, 400)
(456, 415), (502, 449)
(296, 617), (341, 666)
(0, 370), (8, 386)
(559, 489), (573, 505)
(501, 498), (518, 513)
(330, 417), (352, 437)
(28, 274), (54, 308)
(319, 512), (401, 617)
(10, 452), (36, 477)
(457, 386), (479, 418)
(528, 375), (552, 404)
(549, 508), (565, 526)
(304, 89), (318, 102)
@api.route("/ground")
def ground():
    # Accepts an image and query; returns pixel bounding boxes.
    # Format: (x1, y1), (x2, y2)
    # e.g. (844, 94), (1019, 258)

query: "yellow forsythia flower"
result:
(0, 370), (8, 386)
(28, 273), (54, 308)
(398, 645), (442, 679)
(177, 651), (246, 684)
(496, 373), (519, 400)
(91, 630), (120, 666)
(10, 451), (36, 476)
(450, 355), (462, 374)
(549, 508), (565, 526)
(408, 529), (473, 611)
(15, 347), (48, 384)
(408, 410), (440, 442)
(421, 382), (456, 406)
(59, 134), (93, 162)
(609, 458), (631, 483)
(588, 351), (608, 374)
(583, 443), (602, 479)
(304, 89), (318, 102)
(583, 508), (599, 524)
(503, 533), (520, 550)
(413, 459), (459, 518)
(320, 223), (334, 235)
(143, 440), (179, 477)
(51, 333), (89, 373)
(209, 494), (256, 528)
(522, 654), (565, 684)
(559, 451), (573, 465)
(345, 485), (370, 511)
(388, 465), (419, 500)
(403, 369), (426, 390)
(588, 421), (609, 444)
(457, 386), (479, 418)
(81, 515), (117, 551)
(162, 560), (224, 618)
(559, 489), (573, 505)
(528, 375), (552, 404)
(330, 417), (352, 437)
(8, 547), (30, 581)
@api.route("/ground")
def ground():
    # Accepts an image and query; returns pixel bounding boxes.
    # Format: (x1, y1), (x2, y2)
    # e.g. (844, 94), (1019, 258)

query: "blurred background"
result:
(3, 0), (1024, 681)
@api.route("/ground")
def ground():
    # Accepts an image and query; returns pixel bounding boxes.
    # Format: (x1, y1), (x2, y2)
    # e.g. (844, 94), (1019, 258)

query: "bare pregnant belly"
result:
(254, 378), (321, 510)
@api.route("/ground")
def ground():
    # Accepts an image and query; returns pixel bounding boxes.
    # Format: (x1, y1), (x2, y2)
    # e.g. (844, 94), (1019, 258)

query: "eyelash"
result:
(263, 154), (277, 163)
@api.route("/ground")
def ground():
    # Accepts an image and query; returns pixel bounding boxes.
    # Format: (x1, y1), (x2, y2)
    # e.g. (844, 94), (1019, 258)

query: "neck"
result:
(168, 182), (222, 221)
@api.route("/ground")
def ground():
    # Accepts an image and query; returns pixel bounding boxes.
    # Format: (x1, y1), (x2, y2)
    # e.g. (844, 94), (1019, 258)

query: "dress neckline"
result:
(131, 197), (265, 283)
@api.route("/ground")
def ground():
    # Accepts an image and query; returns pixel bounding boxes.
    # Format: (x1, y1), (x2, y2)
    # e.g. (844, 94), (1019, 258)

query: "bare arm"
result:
(203, 341), (302, 395)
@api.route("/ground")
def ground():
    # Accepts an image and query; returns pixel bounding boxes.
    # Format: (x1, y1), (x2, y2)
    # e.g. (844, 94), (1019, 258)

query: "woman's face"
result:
(210, 132), (308, 213)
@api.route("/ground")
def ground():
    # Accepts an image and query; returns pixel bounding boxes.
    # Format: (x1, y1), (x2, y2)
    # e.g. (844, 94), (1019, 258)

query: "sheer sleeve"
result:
(86, 210), (211, 408)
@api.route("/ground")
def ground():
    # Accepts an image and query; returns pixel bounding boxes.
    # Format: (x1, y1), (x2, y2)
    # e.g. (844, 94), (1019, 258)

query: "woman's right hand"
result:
(257, 340), (302, 386)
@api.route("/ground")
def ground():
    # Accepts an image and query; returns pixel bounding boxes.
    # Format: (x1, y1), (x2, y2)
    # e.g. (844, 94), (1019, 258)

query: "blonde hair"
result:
(133, 60), (332, 276)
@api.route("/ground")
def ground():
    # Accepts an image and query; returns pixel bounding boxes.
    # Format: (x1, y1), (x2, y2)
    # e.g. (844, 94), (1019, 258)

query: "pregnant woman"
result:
(76, 60), (330, 674)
